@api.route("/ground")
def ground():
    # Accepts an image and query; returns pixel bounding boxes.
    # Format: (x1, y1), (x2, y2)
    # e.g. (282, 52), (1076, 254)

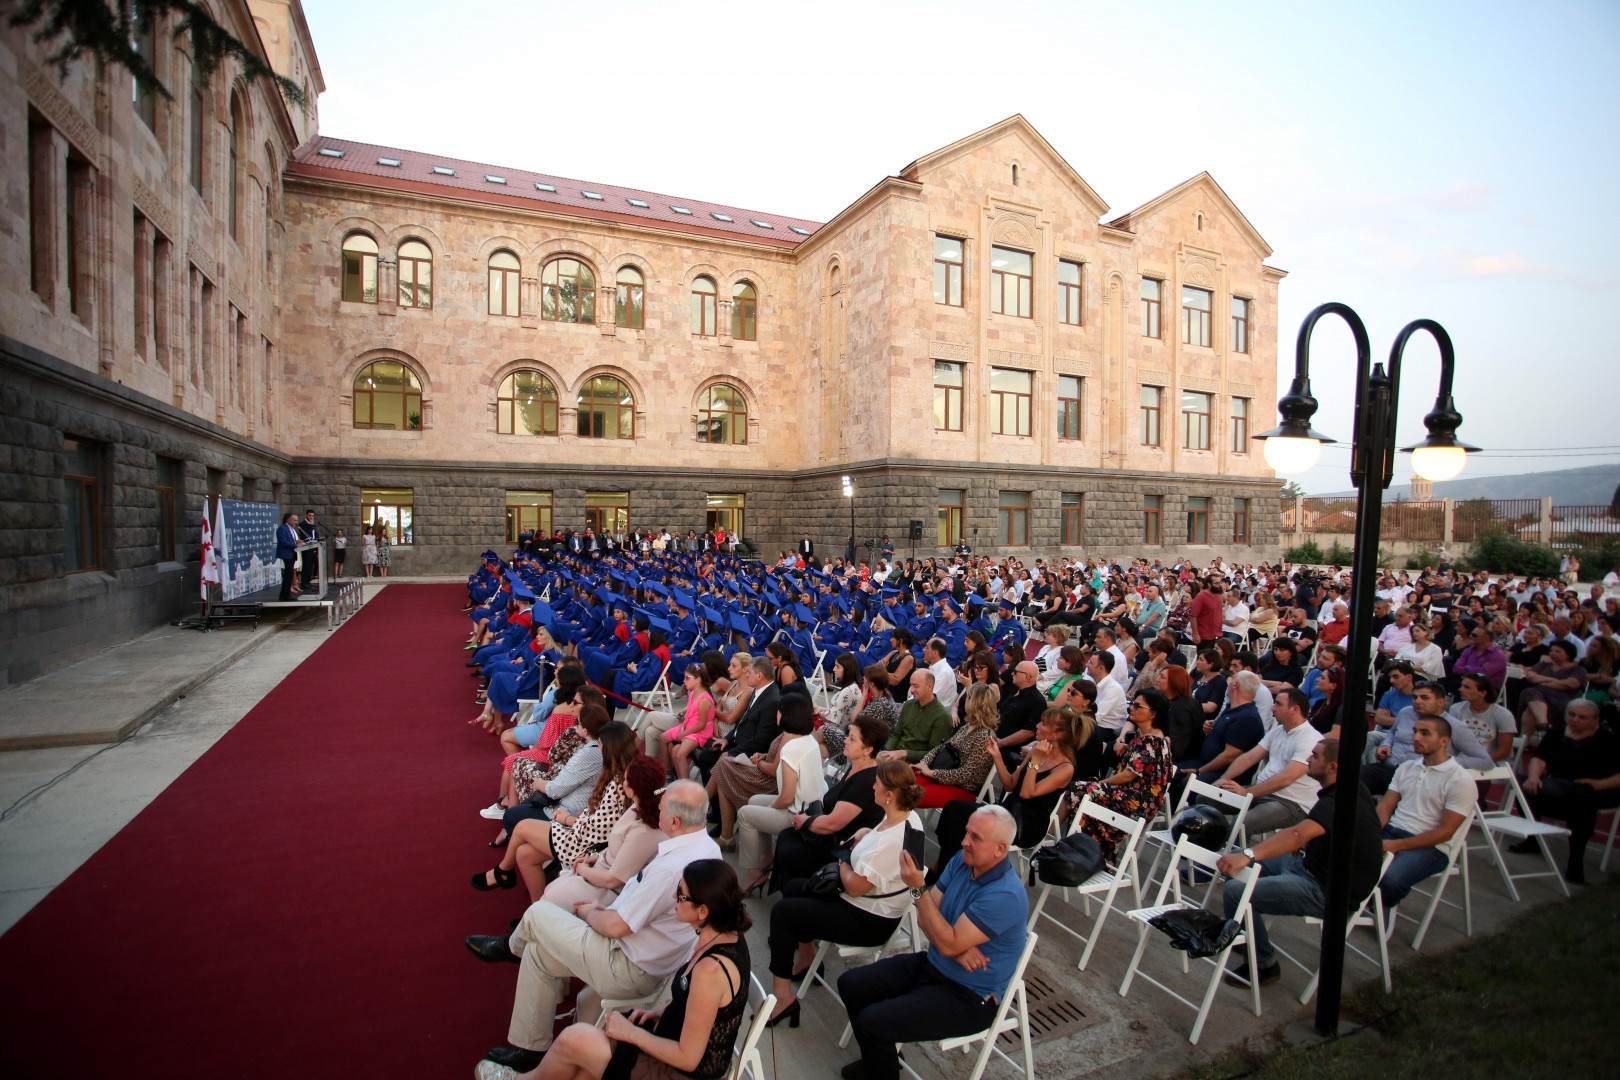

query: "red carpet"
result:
(0, 585), (529, 1079)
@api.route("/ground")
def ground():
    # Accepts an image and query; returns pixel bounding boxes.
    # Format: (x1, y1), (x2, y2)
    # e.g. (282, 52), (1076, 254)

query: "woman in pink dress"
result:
(659, 665), (717, 780)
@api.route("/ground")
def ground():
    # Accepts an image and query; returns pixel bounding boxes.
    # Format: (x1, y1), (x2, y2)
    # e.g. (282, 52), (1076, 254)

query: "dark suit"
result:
(799, 538), (814, 557)
(276, 523), (300, 601)
(696, 682), (781, 781)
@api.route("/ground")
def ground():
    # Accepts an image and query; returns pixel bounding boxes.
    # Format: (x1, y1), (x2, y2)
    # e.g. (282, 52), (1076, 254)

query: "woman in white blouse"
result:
(759, 759), (924, 1027)
(1033, 624), (1072, 694)
(1397, 621), (1448, 682)
(735, 697), (827, 894)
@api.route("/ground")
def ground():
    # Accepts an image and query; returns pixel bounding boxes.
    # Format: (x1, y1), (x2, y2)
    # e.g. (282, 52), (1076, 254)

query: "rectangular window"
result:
(133, 211), (150, 356)
(933, 235), (963, 306)
(1187, 496), (1209, 544)
(234, 307), (247, 410)
(505, 491), (553, 543)
(584, 491), (630, 536)
(28, 118), (53, 302)
(1061, 493), (1082, 546)
(1231, 397), (1250, 454)
(63, 438), (101, 572)
(66, 152), (92, 321)
(1233, 498), (1250, 545)
(706, 493), (745, 538)
(1181, 390), (1212, 450)
(362, 487), (414, 545)
(989, 367), (1032, 436)
(1143, 495), (1162, 546)
(989, 247), (1032, 318)
(933, 361), (963, 431)
(132, 12), (157, 131)
(997, 490), (1030, 547)
(201, 279), (216, 396)
(937, 488), (964, 547)
(155, 456), (180, 562)
(1057, 374), (1083, 441)
(1140, 385), (1162, 446)
(153, 233), (171, 365)
(1231, 296), (1250, 353)
(1182, 285), (1212, 347)
(1140, 277), (1161, 338)
(1058, 260), (1082, 325)
(189, 78), (205, 196)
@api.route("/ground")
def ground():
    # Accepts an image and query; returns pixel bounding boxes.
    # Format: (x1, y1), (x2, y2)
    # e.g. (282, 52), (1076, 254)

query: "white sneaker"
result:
(479, 802), (506, 820)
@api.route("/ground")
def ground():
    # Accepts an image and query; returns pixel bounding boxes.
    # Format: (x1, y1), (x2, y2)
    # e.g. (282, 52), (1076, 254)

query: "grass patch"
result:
(1182, 877), (1620, 1080)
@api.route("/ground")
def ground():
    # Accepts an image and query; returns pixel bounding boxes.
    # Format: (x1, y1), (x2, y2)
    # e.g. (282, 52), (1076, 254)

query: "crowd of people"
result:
(450, 540), (1620, 1078)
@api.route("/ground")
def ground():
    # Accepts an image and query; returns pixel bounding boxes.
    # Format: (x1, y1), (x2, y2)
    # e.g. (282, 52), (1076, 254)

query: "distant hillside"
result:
(1312, 463), (1620, 504)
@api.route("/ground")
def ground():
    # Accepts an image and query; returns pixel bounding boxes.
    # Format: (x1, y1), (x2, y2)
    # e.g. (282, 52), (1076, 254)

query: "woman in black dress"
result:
(768, 713), (891, 890)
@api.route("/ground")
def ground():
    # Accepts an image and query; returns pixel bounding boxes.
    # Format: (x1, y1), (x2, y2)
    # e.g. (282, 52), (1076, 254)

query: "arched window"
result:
(697, 384), (747, 444)
(488, 250), (520, 316)
(577, 375), (634, 439)
(341, 233), (378, 303)
(228, 92), (243, 241)
(353, 360), (421, 429)
(691, 276), (717, 336)
(398, 240), (432, 308)
(541, 257), (596, 323)
(731, 282), (757, 341)
(497, 370), (558, 435)
(615, 266), (644, 329)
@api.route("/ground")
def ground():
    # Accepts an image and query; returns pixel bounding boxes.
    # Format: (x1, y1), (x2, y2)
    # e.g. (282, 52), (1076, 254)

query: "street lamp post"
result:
(1253, 302), (1478, 1037)
(842, 475), (855, 564)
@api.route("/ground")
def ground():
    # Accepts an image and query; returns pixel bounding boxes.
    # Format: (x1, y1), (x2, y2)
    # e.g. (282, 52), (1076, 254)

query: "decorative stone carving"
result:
(520, 277), (538, 329)
(991, 213), (1038, 250)
(132, 179), (178, 241)
(1053, 356), (1094, 376)
(187, 235), (217, 282)
(718, 298), (733, 347)
(1182, 258), (1214, 288)
(1229, 381), (1255, 397)
(1181, 375), (1219, 393)
(22, 62), (99, 160)
(1139, 369), (1171, 385)
(987, 348), (1040, 367)
(929, 340), (972, 361)
(599, 285), (616, 335)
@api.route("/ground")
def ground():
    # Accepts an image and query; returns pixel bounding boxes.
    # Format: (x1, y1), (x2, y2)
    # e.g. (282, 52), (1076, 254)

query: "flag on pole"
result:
(200, 504), (219, 599)
(214, 499), (230, 600)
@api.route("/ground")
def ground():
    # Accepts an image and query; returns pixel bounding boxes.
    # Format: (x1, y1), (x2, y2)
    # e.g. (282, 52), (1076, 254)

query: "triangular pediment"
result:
(899, 115), (1110, 219)
(1108, 172), (1272, 258)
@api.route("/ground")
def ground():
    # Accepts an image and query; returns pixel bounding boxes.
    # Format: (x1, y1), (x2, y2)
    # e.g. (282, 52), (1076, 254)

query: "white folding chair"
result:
(595, 976), (672, 1028)
(1601, 808), (1619, 874)
(1009, 800), (1065, 882)
(731, 974), (775, 1080)
(1401, 834), (1472, 951)
(1118, 835), (1261, 1045)
(1177, 644), (1198, 666)
(805, 647), (831, 708)
(1469, 764), (1571, 903)
(1142, 778), (1253, 902)
(799, 908), (921, 1048)
(1027, 797), (1146, 971)
(1272, 852), (1394, 1003)
(898, 932), (1039, 1080)
(631, 661), (676, 713)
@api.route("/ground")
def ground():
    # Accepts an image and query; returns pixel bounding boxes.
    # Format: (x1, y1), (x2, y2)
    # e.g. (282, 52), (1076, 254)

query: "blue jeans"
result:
(1222, 853), (1324, 967)
(1378, 826), (1449, 908)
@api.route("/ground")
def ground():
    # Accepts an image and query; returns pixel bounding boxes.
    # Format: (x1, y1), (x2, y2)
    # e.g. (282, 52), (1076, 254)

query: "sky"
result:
(302, 0), (1620, 494)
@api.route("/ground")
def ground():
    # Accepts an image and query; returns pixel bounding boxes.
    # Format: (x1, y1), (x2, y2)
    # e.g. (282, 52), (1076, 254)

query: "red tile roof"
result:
(288, 137), (824, 249)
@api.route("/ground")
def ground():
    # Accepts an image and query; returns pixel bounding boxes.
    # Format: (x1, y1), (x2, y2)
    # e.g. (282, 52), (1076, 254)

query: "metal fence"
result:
(1379, 501), (1445, 541)
(1451, 498), (1541, 542)
(1550, 505), (1619, 547)
(1293, 497), (1617, 547)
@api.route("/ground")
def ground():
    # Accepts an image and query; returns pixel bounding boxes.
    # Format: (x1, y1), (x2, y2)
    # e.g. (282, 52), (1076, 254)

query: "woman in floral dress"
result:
(373, 523), (391, 576)
(1065, 688), (1174, 861)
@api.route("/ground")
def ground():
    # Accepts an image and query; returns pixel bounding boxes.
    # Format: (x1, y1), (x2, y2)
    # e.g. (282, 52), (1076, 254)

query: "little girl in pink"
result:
(659, 665), (716, 780)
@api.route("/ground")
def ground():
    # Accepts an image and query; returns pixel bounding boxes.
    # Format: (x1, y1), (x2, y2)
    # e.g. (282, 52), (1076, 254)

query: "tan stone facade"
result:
(0, 1), (1282, 683)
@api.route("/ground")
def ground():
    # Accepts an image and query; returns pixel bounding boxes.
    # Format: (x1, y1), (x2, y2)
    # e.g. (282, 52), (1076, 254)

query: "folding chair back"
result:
(1283, 851), (1394, 1003)
(631, 661), (676, 714)
(1468, 763), (1570, 903)
(1143, 778), (1252, 893)
(731, 974), (775, 1080)
(1028, 797), (1147, 971)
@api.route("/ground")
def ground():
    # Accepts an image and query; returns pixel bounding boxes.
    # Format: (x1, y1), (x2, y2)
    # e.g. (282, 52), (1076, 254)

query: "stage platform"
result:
(216, 578), (364, 630)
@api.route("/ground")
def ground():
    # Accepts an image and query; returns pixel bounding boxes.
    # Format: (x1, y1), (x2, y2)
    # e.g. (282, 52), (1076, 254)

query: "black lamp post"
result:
(1253, 302), (1478, 1036)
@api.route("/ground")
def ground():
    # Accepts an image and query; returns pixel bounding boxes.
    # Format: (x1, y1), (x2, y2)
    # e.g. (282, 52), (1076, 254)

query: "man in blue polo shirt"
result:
(838, 805), (1028, 1080)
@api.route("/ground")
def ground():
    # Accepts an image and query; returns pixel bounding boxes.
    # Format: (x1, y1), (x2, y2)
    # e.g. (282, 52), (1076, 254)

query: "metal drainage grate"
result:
(999, 963), (1101, 1046)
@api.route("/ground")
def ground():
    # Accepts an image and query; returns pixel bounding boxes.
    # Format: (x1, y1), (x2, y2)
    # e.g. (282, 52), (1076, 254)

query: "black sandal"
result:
(471, 866), (518, 891)
(488, 832), (509, 848)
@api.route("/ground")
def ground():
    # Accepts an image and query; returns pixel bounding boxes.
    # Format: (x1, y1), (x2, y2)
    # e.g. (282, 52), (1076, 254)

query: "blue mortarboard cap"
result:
(673, 590), (695, 609)
(940, 597), (961, 614)
(512, 583), (536, 600)
(649, 615), (672, 633)
(836, 596), (854, 614)
(701, 605), (724, 624)
(483, 550), (499, 561)
(729, 613), (752, 634)
(594, 586), (612, 604)
(795, 604), (816, 624)
(998, 597), (1017, 610)
(533, 601), (556, 630)
(633, 607), (651, 624)
(880, 587), (900, 599)
(966, 595), (986, 609)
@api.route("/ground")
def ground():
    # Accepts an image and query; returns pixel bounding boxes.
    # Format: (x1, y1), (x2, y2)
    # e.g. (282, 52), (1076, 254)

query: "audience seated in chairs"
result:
(1064, 690), (1174, 861)
(1512, 699), (1620, 884)
(838, 804), (1028, 1080)
(1214, 737), (1384, 987)
(1206, 687), (1324, 836)
(735, 697), (826, 895)
(463, 780), (722, 1076)
(541, 755), (668, 911)
(1374, 715), (1478, 917)
(914, 682), (999, 808)
(763, 760), (926, 1028)
(878, 669), (954, 765)
(1363, 681), (1495, 795)
(768, 715), (891, 890)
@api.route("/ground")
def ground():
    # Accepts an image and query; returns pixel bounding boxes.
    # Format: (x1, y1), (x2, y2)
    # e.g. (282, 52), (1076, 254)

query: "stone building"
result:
(0, 0), (1282, 684)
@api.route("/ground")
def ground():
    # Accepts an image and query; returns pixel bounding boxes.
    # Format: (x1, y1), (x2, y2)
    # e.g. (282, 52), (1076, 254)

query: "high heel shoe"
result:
(764, 999), (800, 1029)
(488, 831), (510, 848)
(716, 835), (736, 851)
(471, 866), (518, 891)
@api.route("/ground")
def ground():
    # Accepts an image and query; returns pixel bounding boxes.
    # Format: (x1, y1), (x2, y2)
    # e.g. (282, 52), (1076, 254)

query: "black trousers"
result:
(1528, 782), (1620, 862)
(278, 557), (296, 601)
(838, 951), (1000, 1080)
(771, 827), (838, 890)
(768, 879), (899, 980)
(501, 799), (553, 834)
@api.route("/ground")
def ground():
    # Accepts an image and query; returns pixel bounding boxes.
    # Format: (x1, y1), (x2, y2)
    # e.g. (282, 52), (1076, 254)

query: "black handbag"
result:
(795, 800), (825, 841)
(1029, 830), (1104, 887)
(805, 825), (923, 901)
(1148, 909), (1241, 958)
(930, 740), (962, 773)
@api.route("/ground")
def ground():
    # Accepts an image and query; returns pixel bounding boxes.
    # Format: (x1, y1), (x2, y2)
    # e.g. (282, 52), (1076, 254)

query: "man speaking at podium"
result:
(277, 513), (301, 601)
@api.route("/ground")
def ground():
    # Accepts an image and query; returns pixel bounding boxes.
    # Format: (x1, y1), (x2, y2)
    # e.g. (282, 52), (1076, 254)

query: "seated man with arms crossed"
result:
(1375, 715), (1477, 921)
(463, 780), (721, 1073)
(838, 804), (1028, 1080)
(1216, 737), (1384, 985)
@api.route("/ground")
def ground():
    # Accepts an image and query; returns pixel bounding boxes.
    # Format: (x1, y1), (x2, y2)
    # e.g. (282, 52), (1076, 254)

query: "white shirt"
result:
(928, 657), (958, 711)
(777, 733), (828, 812)
(1106, 645), (1130, 687)
(1447, 700), (1515, 753)
(847, 811), (924, 919)
(1253, 720), (1323, 811)
(1388, 756), (1478, 856)
(608, 828), (724, 977)
(1223, 601), (1250, 638)
(1085, 671), (1128, 732)
(1396, 642), (1447, 682)
(1252, 682), (1275, 730)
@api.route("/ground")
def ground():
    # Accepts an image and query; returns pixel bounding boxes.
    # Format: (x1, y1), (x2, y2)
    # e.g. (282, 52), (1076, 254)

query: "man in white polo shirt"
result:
(1084, 650), (1128, 742)
(1213, 687), (1323, 834)
(1094, 627), (1131, 689)
(923, 637), (958, 713)
(1375, 715), (1477, 915)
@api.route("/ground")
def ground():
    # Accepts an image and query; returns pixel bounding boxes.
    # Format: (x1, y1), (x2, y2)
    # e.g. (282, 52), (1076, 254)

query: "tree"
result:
(10, 0), (307, 110)
(1280, 480), (1306, 500)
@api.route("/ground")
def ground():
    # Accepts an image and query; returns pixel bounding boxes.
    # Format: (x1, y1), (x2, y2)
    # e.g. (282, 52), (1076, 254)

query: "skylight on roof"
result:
(710, 212), (734, 222)
(485, 174), (507, 184)
(750, 219), (773, 229)
(788, 226), (812, 236)
(318, 148), (344, 158)
(670, 206), (693, 215)
(432, 166), (456, 176)
(626, 198), (649, 208)
(535, 183), (556, 192)
(377, 157), (402, 167)
(582, 190), (605, 200)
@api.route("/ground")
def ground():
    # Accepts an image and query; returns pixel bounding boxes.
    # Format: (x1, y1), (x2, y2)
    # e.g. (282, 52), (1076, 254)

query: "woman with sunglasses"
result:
(1063, 689), (1174, 862)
